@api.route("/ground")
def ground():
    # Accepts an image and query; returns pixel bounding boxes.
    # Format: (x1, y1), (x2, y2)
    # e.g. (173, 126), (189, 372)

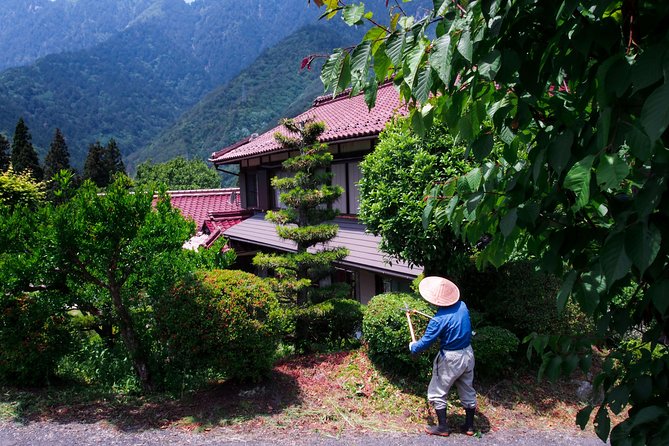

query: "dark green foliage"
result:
(0, 133), (9, 172)
(362, 292), (435, 379)
(43, 128), (72, 181)
(294, 298), (364, 352)
(254, 118), (348, 305)
(105, 139), (125, 179)
(470, 326), (519, 379)
(481, 261), (593, 340)
(359, 119), (474, 275)
(10, 118), (42, 180)
(317, 2), (669, 440)
(157, 270), (283, 382)
(0, 293), (72, 386)
(134, 157), (221, 190)
(82, 142), (108, 187)
(82, 139), (125, 188)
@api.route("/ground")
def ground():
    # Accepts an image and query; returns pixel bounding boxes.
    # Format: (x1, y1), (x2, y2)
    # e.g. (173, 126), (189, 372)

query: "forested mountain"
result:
(131, 25), (350, 168)
(0, 0), (327, 168)
(0, 0), (155, 70)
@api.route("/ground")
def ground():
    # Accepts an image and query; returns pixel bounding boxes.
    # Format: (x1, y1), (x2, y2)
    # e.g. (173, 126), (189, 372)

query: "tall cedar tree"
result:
(43, 128), (71, 180)
(83, 141), (108, 187)
(253, 118), (348, 305)
(0, 134), (10, 172)
(11, 118), (43, 181)
(105, 138), (125, 179)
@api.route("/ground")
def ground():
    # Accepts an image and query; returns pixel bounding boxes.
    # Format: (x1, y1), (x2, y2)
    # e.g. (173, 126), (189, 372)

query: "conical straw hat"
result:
(418, 276), (460, 307)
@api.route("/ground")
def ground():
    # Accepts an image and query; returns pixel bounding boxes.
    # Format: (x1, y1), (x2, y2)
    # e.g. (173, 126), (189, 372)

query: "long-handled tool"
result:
(403, 301), (417, 342)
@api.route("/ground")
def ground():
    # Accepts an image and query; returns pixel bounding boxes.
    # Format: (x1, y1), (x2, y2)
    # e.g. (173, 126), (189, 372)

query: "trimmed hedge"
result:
(157, 270), (283, 382)
(362, 292), (435, 379)
(294, 298), (364, 351)
(471, 326), (520, 378)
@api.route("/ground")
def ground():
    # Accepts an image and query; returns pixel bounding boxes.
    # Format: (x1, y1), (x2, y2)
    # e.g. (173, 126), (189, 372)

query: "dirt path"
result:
(0, 421), (606, 446)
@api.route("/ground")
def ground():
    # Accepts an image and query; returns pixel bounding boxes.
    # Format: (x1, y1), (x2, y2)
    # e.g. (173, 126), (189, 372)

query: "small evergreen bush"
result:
(471, 326), (520, 378)
(362, 292), (435, 379)
(294, 298), (363, 351)
(0, 294), (72, 385)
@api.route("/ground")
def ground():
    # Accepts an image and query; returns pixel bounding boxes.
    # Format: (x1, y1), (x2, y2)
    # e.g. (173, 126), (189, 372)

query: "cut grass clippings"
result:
(0, 348), (615, 439)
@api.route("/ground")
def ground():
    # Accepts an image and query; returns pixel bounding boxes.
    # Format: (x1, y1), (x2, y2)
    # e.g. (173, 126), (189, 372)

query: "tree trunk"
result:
(109, 285), (153, 391)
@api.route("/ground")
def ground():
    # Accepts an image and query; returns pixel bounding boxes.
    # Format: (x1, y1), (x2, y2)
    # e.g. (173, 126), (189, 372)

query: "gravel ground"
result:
(0, 421), (607, 446)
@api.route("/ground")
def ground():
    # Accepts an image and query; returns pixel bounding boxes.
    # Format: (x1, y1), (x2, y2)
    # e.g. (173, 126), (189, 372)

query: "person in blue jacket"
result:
(409, 276), (476, 437)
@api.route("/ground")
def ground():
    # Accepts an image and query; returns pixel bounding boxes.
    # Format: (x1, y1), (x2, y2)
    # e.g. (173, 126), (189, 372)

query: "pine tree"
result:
(83, 141), (108, 187)
(11, 118), (43, 180)
(104, 138), (125, 179)
(253, 118), (349, 305)
(0, 134), (10, 172)
(43, 128), (72, 180)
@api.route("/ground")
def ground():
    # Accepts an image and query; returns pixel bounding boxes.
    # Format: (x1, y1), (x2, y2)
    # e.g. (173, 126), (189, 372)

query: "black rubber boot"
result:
(425, 407), (450, 436)
(461, 407), (475, 436)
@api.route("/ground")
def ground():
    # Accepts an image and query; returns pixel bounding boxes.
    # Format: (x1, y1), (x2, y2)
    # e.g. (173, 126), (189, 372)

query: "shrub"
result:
(294, 298), (364, 352)
(157, 270), (283, 383)
(363, 292), (436, 379)
(484, 261), (593, 339)
(471, 326), (520, 379)
(0, 293), (72, 385)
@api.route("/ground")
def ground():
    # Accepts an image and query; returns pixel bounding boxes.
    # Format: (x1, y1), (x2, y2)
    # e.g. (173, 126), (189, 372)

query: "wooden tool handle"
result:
(406, 311), (416, 342)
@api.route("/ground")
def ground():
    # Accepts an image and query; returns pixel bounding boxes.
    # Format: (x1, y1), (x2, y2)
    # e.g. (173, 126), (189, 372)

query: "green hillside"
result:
(131, 25), (351, 169)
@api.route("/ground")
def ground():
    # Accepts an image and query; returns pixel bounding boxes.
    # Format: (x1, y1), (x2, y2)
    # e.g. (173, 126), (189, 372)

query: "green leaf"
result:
(457, 28), (473, 63)
(594, 406), (611, 442)
(433, 0), (448, 16)
(363, 78), (379, 110)
(624, 222), (661, 275)
(596, 153), (629, 189)
(404, 40), (427, 90)
(630, 405), (667, 428)
(557, 270), (577, 313)
(472, 132), (493, 160)
(577, 405), (594, 430)
(321, 49), (346, 93)
(464, 167), (482, 192)
(600, 232), (632, 286)
(385, 32), (405, 66)
(429, 34), (452, 86)
(411, 109), (426, 137)
(414, 67), (433, 103)
(564, 155), (594, 211)
(548, 130), (573, 174)
(342, 3), (365, 25)
(640, 81), (669, 143)
(499, 208), (517, 237)
(364, 27), (387, 54)
(478, 50), (501, 80)
(648, 279), (669, 315)
(350, 41), (372, 87)
(373, 43), (392, 83)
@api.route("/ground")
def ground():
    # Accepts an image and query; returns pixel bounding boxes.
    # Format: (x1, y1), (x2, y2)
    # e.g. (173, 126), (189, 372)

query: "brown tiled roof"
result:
(167, 188), (244, 230)
(210, 82), (405, 164)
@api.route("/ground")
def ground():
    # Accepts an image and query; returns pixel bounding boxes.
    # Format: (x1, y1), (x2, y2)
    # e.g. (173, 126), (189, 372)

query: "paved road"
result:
(0, 421), (607, 446)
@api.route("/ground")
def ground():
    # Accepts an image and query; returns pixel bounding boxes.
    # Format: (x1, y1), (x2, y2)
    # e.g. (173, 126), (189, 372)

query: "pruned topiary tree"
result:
(253, 118), (349, 306)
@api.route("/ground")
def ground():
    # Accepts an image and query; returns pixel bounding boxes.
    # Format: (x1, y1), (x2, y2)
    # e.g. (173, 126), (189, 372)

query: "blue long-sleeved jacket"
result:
(410, 301), (472, 354)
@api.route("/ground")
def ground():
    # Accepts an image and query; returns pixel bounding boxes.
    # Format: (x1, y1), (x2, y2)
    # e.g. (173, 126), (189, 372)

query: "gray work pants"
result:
(427, 345), (476, 410)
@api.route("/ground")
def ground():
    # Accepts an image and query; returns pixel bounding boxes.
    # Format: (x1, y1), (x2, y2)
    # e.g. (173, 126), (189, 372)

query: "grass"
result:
(0, 348), (613, 439)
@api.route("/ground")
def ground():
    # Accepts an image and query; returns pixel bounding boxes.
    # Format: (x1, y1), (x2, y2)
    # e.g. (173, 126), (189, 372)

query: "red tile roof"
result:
(167, 188), (244, 231)
(209, 82), (405, 164)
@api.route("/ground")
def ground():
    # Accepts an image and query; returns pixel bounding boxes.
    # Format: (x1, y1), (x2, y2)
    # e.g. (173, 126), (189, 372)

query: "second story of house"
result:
(208, 82), (405, 216)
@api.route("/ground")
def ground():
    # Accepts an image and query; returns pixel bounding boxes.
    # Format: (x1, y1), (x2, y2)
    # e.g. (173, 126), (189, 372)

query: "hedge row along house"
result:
(208, 82), (422, 304)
